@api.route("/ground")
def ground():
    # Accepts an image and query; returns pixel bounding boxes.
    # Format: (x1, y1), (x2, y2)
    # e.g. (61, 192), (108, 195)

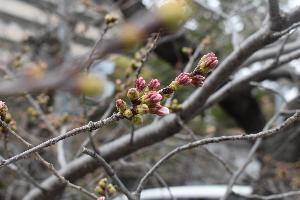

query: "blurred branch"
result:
(233, 190), (300, 200)
(268, 0), (282, 30)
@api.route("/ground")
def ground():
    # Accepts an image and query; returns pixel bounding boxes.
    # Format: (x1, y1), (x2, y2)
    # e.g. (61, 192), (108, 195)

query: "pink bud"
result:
(135, 77), (146, 91)
(143, 91), (162, 105)
(205, 52), (218, 70)
(97, 197), (106, 200)
(0, 101), (5, 109)
(175, 72), (191, 85)
(198, 52), (218, 74)
(191, 74), (205, 87)
(149, 103), (169, 116)
(115, 99), (127, 111)
(156, 105), (170, 116)
(148, 79), (160, 91)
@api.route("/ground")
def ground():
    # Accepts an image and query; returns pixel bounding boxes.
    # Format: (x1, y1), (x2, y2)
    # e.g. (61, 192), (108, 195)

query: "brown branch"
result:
(0, 113), (122, 168)
(233, 190), (300, 200)
(0, 119), (98, 199)
(134, 112), (300, 199)
(82, 148), (134, 200)
(22, 5), (300, 200)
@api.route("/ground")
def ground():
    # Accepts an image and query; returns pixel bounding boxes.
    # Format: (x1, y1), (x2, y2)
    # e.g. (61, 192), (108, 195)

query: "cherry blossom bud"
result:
(98, 178), (108, 189)
(150, 103), (170, 116)
(107, 184), (117, 195)
(142, 91), (162, 105)
(135, 77), (146, 91)
(0, 101), (8, 119)
(191, 74), (205, 87)
(175, 72), (191, 85)
(95, 186), (104, 195)
(148, 79), (160, 91)
(132, 114), (143, 125)
(169, 81), (179, 91)
(115, 99), (127, 112)
(97, 196), (106, 200)
(123, 109), (133, 118)
(197, 52), (218, 74)
(127, 88), (140, 101)
(136, 104), (149, 114)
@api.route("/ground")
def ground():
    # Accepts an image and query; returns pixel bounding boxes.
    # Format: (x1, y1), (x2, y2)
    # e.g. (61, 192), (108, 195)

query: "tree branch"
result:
(134, 112), (300, 199)
(82, 148), (134, 200)
(0, 113), (122, 168)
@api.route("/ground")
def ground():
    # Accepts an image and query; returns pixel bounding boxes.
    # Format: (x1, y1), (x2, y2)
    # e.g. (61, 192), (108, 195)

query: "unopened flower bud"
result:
(197, 52), (218, 74)
(98, 178), (108, 189)
(127, 88), (139, 101)
(169, 81), (179, 91)
(97, 196), (106, 200)
(135, 77), (146, 91)
(142, 91), (162, 105)
(191, 74), (205, 87)
(136, 104), (149, 114)
(0, 101), (8, 120)
(95, 186), (104, 195)
(150, 103), (170, 116)
(107, 184), (117, 195)
(175, 72), (191, 85)
(148, 79), (160, 91)
(123, 109), (133, 118)
(104, 14), (118, 26)
(115, 99), (127, 112)
(132, 114), (143, 125)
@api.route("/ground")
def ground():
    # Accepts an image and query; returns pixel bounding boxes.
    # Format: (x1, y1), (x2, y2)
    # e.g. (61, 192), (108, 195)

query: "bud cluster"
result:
(0, 101), (16, 133)
(116, 77), (169, 125)
(115, 52), (218, 124)
(95, 178), (117, 197)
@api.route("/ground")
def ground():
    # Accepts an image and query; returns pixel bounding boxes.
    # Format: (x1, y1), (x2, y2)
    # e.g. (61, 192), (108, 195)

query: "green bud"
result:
(123, 109), (133, 118)
(132, 114), (143, 125)
(169, 81), (179, 91)
(127, 88), (139, 101)
(95, 186), (104, 194)
(98, 178), (108, 189)
(107, 184), (117, 195)
(136, 104), (149, 114)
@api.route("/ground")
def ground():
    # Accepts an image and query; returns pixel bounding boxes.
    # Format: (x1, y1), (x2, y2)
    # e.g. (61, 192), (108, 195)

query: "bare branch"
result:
(0, 113), (122, 168)
(233, 190), (300, 200)
(82, 148), (134, 200)
(268, 0), (282, 30)
(0, 119), (98, 199)
(134, 112), (300, 198)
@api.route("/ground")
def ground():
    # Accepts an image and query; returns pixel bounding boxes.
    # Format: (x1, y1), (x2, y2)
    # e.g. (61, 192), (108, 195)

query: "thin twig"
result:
(0, 154), (46, 192)
(221, 32), (293, 200)
(82, 148), (134, 200)
(119, 159), (176, 200)
(0, 120), (98, 199)
(233, 190), (300, 200)
(134, 112), (300, 199)
(0, 113), (123, 168)
(176, 116), (234, 176)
